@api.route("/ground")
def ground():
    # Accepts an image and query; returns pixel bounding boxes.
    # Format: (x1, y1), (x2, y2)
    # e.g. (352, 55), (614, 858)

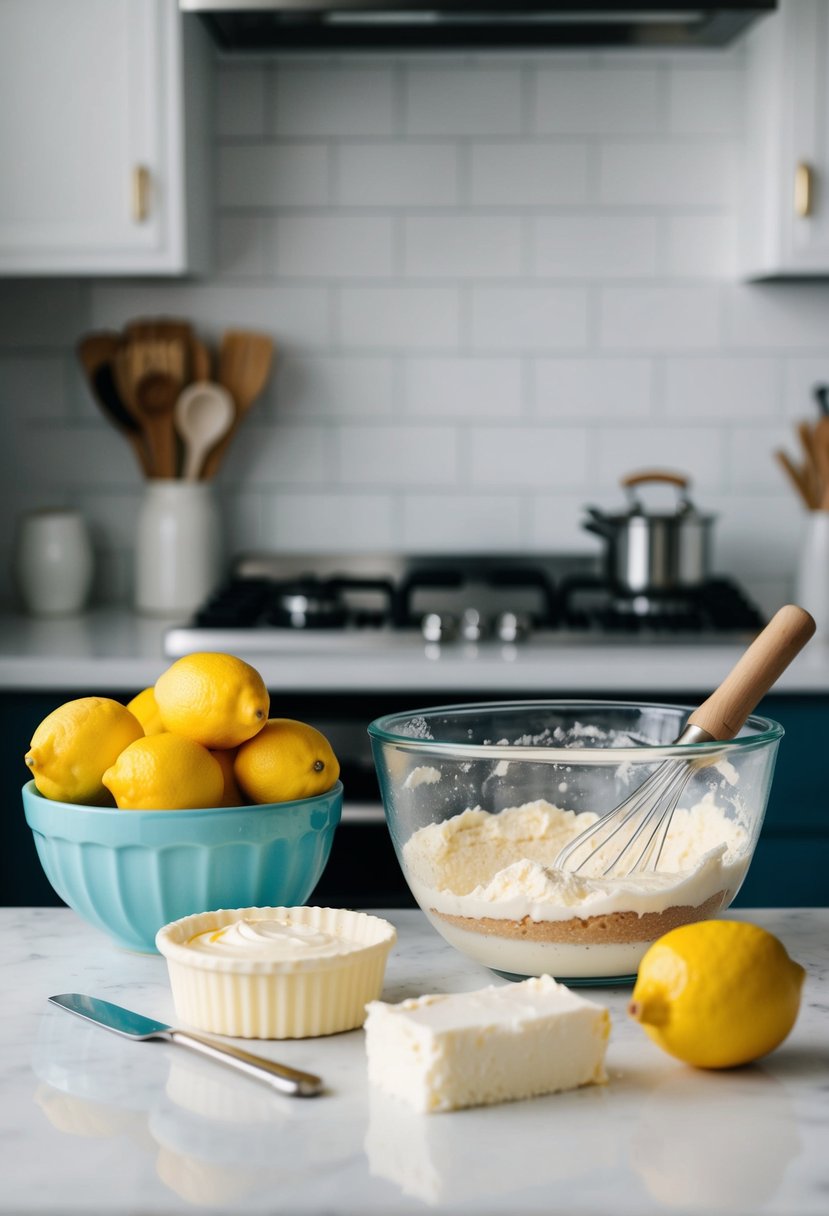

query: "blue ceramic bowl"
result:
(22, 780), (343, 953)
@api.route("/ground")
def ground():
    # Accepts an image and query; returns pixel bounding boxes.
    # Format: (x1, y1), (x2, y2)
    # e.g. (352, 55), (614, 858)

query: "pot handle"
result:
(583, 506), (613, 536)
(620, 470), (689, 491)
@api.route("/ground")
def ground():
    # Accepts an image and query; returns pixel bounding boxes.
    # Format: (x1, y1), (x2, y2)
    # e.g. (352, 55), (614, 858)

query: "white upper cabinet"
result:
(741, 0), (829, 279)
(0, 0), (211, 275)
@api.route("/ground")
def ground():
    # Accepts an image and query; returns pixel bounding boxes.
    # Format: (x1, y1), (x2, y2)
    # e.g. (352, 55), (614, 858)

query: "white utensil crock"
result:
(13, 508), (94, 616)
(795, 510), (829, 639)
(135, 481), (222, 616)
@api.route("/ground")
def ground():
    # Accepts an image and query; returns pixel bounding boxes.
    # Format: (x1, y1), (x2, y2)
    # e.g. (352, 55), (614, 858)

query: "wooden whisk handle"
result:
(688, 605), (816, 741)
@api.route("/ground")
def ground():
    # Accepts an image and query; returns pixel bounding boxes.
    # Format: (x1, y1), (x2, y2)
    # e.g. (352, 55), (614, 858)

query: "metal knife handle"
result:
(169, 1029), (323, 1097)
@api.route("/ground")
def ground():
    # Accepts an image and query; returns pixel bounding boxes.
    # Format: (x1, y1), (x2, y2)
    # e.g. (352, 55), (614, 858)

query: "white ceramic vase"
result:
(13, 508), (94, 616)
(795, 510), (829, 639)
(135, 480), (222, 616)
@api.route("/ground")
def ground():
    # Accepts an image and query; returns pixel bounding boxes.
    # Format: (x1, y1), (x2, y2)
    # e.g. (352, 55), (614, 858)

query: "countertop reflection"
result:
(3, 907), (828, 1215)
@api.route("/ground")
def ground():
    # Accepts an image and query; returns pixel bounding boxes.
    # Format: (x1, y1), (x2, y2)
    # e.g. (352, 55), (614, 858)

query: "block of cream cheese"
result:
(364, 975), (610, 1113)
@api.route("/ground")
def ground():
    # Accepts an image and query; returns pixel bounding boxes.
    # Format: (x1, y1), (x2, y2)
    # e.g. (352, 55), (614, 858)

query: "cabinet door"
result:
(742, 0), (829, 277)
(0, 0), (195, 274)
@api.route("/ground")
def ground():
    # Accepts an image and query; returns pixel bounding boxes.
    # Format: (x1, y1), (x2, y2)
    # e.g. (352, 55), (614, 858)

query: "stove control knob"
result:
(460, 607), (486, 642)
(421, 611), (458, 643)
(494, 611), (530, 643)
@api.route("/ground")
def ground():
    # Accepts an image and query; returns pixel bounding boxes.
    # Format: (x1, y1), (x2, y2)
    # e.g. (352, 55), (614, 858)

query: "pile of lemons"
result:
(24, 652), (340, 811)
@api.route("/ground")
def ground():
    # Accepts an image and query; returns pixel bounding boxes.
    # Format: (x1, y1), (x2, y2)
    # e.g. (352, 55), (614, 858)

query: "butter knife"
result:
(48, 993), (323, 1097)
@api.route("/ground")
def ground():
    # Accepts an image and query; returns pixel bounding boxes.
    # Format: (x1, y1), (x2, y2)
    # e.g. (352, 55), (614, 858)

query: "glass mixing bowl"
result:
(368, 701), (782, 984)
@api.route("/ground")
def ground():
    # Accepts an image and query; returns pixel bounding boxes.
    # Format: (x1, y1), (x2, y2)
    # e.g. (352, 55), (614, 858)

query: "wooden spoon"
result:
(134, 372), (182, 479)
(174, 382), (235, 481)
(202, 330), (274, 478)
(93, 363), (152, 477)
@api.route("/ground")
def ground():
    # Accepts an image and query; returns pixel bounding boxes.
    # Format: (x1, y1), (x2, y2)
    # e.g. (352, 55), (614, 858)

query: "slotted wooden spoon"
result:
(134, 372), (182, 479)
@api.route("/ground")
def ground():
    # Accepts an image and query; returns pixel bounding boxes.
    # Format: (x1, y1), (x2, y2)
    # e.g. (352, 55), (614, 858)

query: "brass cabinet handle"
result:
(794, 161), (813, 218)
(132, 165), (151, 223)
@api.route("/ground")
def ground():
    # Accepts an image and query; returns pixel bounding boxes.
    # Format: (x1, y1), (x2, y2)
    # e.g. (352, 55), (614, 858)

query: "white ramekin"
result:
(156, 906), (397, 1039)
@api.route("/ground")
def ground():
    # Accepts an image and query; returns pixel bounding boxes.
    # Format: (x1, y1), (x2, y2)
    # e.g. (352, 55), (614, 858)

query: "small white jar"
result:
(135, 480), (223, 616)
(13, 508), (94, 617)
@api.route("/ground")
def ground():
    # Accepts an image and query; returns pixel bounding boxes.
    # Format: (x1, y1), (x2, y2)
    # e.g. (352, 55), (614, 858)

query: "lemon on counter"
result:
(102, 733), (224, 811)
(154, 652), (269, 750)
(126, 687), (165, 736)
(234, 718), (340, 804)
(25, 697), (144, 804)
(628, 919), (805, 1069)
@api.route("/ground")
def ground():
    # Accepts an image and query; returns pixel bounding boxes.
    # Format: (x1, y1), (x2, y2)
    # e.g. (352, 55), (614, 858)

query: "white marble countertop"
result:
(1, 608), (828, 694)
(2, 906), (827, 1216)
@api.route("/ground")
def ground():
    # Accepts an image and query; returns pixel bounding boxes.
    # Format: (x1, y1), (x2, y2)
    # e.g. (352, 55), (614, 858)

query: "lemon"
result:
(126, 687), (164, 736)
(234, 718), (340, 804)
(154, 652), (269, 750)
(628, 919), (805, 1069)
(25, 697), (144, 804)
(210, 747), (245, 807)
(102, 733), (224, 811)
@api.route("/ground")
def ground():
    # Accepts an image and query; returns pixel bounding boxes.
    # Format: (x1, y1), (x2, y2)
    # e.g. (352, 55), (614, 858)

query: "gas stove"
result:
(163, 553), (766, 657)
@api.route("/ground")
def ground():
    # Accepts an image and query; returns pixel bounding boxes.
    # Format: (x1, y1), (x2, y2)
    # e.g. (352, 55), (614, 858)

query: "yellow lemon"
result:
(628, 919), (805, 1069)
(25, 697), (144, 804)
(234, 718), (340, 804)
(210, 747), (245, 807)
(154, 652), (269, 750)
(126, 687), (164, 736)
(102, 733), (224, 810)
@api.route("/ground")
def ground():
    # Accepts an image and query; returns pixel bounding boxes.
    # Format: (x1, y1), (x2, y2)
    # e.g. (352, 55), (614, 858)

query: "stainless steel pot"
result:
(583, 471), (716, 593)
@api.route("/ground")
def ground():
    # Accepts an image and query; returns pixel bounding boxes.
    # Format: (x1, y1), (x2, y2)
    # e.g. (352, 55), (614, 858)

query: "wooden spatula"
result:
(202, 330), (274, 478)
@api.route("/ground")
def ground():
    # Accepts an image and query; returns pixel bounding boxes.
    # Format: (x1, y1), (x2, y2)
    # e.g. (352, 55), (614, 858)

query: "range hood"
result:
(182, 2), (776, 52)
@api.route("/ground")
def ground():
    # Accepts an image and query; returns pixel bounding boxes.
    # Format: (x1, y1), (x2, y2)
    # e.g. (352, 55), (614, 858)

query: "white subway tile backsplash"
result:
(90, 284), (331, 350)
(275, 355), (395, 418)
(0, 356), (67, 421)
(219, 424), (332, 487)
(535, 69), (661, 134)
(218, 145), (330, 208)
(3, 51), (828, 607)
(534, 358), (653, 418)
(216, 216), (270, 279)
(469, 426), (587, 487)
(272, 216), (394, 279)
(403, 216), (523, 279)
(338, 425), (458, 486)
(783, 357), (829, 420)
(216, 66), (266, 138)
(338, 287), (460, 350)
(594, 425), (726, 491)
(664, 215), (737, 279)
(273, 67), (395, 137)
(600, 142), (737, 207)
(533, 216), (657, 278)
(601, 287), (722, 350)
(725, 285), (829, 350)
(264, 492), (396, 549)
(401, 493), (524, 549)
(405, 68), (522, 136)
(469, 143), (589, 206)
(471, 287), (589, 351)
(337, 143), (459, 207)
(404, 357), (523, 418)
(664, 357), (781, 420)
(669, 70), (743, 136)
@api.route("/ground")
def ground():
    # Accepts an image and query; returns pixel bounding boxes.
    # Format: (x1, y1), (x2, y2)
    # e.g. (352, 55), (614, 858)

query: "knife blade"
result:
(48, 994), (323, 1098)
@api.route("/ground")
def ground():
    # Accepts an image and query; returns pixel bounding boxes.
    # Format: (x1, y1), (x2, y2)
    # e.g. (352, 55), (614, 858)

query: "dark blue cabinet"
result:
(4, 689), (828, 909)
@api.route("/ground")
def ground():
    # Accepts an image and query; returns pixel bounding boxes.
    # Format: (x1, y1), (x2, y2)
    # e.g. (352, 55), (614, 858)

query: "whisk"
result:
(554, 604), (816, 878)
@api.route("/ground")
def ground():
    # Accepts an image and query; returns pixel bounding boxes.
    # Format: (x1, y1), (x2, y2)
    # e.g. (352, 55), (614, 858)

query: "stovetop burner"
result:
(173, 554), (766, 655)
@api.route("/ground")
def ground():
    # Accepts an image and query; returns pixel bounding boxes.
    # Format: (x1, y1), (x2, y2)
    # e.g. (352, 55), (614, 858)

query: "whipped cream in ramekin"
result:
(186, 917), (358, 962)
(157, 907), (397, 1038)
